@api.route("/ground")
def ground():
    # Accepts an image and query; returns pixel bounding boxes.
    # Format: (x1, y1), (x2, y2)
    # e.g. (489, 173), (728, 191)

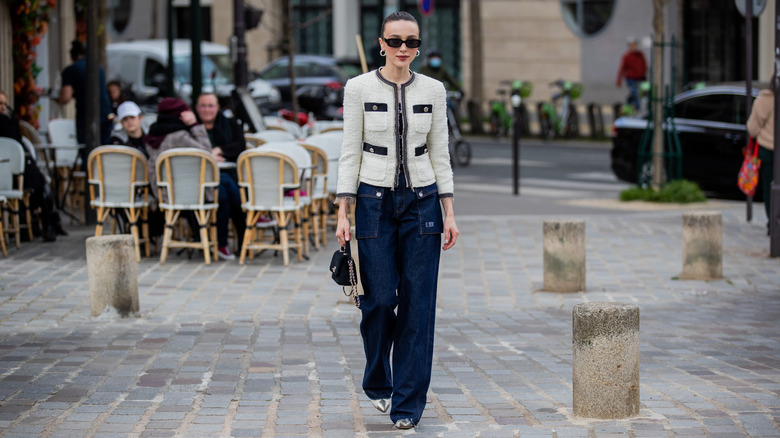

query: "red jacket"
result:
(616, 50), (647, 86)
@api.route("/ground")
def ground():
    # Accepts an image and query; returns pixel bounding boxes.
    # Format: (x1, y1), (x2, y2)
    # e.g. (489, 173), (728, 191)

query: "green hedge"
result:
(620, 179), (707, 203)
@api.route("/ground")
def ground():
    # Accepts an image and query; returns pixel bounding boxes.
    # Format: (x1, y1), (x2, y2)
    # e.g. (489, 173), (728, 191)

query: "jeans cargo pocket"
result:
(414, 183), (443, 235)
(355, 183), (384, 239)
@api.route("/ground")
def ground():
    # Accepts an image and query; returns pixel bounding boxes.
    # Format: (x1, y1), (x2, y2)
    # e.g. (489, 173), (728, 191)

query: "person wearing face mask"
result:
(419, 49), (461, 93)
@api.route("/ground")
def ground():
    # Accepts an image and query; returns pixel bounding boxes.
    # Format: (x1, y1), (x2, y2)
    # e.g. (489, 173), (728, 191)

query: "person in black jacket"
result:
(195, 93), (246, 260)
(0, 90), (63, 241)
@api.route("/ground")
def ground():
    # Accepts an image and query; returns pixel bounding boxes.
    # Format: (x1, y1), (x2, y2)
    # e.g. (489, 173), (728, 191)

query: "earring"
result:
(380, 49), (386, 57)
(416, 50), (421, 57)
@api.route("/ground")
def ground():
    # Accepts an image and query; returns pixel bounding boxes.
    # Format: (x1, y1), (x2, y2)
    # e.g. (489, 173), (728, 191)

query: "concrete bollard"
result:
(86, 235), (139, 317)
(573, 302), (640, 419)
(682, 211), (722, 280)
(543, 219), (586, 292)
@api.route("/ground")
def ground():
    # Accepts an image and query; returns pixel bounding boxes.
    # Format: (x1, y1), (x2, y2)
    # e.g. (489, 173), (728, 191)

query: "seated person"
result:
(144, 97), (213, 199)
(0, 90), (64, 241)
(110, 101), (148, 157)
(195, 93), (246, 261)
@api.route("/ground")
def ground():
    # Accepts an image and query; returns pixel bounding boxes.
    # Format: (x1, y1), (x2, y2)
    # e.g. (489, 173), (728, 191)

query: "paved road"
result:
(454, 137), (634, 216)
(1, 140), (779, 437)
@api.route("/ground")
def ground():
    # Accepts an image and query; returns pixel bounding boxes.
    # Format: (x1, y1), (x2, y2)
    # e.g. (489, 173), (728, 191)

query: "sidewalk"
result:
(0, 204), (779, 437)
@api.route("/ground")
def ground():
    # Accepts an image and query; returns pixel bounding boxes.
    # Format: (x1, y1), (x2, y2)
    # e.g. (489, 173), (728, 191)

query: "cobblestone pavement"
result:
(1, 206), (779, 437)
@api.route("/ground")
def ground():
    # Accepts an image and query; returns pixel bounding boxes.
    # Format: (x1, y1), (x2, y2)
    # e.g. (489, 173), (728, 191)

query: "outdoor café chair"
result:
(237, 149), (303, 266)
(156, 148), (219, 265)
(0, 138), (29, 249)
(87, 145), (151, 261)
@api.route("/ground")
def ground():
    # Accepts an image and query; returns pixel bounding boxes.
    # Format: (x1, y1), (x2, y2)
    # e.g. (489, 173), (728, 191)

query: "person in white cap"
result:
(110, 101), (148, 157)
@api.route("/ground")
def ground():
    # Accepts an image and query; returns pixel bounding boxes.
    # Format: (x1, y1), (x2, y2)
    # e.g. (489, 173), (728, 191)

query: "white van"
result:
(106, 39), (280, 110)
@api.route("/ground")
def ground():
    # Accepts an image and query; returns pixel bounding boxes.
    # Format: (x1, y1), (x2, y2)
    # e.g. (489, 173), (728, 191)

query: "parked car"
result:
(611, 84), (762, 199)
(106, 39), (280, 111)
(253, 55), (362, 117)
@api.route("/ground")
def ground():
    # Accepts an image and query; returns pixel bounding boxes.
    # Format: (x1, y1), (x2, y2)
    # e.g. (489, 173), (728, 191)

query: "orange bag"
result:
(737, 138), (761, 197)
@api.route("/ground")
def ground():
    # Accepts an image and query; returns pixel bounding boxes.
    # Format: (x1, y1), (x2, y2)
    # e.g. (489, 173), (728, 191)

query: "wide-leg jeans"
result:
(354, 174), (443, 424)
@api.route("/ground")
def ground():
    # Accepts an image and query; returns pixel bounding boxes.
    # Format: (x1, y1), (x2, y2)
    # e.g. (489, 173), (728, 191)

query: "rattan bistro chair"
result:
(299, 142), (329, 248)
(87, 146), (151, 261)
(0, 138), (28, 249)
(259, 141), (315, 255)
(237, 149), (303, 266)
(0, 196), (6, 257)
(156, 148), (219, 265)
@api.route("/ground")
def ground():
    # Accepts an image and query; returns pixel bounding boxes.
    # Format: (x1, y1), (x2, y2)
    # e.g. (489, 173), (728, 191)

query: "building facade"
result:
(1, 0), (775, 127)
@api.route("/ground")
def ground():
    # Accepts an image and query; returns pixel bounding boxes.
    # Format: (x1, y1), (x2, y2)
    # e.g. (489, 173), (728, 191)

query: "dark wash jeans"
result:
(217, 168), (246, 248)
(355, 173), (443, 424)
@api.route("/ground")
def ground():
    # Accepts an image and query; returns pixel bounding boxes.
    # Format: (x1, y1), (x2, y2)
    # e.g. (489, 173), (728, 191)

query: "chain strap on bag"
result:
(329, 240), (360, 308)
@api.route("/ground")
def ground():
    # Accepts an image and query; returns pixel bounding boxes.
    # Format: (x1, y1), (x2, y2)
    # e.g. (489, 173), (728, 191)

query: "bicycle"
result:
(447, 91), (472, 167)
(537, 79), (582, 140)
(488, 80), (532, 139)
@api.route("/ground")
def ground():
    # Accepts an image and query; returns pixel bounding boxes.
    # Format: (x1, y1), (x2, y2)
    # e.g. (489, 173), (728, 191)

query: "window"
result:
(675, 94), (738, 124)
(144, 59), (166, 87)
(561, 0), (615, 37)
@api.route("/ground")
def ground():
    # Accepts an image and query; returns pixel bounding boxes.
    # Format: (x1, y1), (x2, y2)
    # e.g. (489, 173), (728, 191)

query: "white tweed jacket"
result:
(336, 69), (454, 199)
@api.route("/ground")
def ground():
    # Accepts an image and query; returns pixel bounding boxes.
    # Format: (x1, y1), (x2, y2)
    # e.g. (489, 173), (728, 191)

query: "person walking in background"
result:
(419, 48), (461, 93)
(616, 36), (647, 111)
(56, 40), (112, 145)
(747, 78), (775, 235)
(195, 93), (246, 260)
(335, 11), (459, 430)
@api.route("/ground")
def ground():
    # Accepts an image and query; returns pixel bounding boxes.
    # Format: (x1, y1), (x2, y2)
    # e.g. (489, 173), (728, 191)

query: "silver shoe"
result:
(394, 418), (414, 429)
(370, 398), (391, 413)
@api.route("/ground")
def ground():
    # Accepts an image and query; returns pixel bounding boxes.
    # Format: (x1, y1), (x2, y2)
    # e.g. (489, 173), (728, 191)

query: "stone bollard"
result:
(681, 211), (722, 280)
(573, 302), (640, 419)
(86, 235), (139, 317)
(543, 219), (586, 292)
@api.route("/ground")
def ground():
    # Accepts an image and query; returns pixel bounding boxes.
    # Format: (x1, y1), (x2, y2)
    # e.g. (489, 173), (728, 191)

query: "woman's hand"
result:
(441, 197), (459, 251)
(180, 110), (197, 127)
(335, 199), (351, 247)
(211, 146), (225, 162)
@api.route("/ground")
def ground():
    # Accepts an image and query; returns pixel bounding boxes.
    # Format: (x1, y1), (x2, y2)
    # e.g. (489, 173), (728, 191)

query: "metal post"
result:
(746, 0), (754, 222)
(191, 0), (203, 106)
(85, 0), (99, 153)
(167, 0), (175, 96)
(772, 0), (780, 256)
(233, 0), (248, 88)
(511, 92), (522, 196)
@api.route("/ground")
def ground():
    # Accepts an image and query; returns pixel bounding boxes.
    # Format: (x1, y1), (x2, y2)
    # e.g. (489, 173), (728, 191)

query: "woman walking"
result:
(335, 11), (459, 429)
(747, 78), (775, 234)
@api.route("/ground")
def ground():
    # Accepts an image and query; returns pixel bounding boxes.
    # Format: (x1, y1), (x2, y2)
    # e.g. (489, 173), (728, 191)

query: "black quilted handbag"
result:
(329, 240), (360, 307)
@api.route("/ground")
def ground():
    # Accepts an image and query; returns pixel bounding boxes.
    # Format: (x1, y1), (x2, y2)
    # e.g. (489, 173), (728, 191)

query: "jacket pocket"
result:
(360, 142), (390, 180)
(412, 104), (433, 133)
(355, 183), (384, 239)
(364, 102), (388, 132)
(414, 183), (443, 235)
(412, 144), (436, 182)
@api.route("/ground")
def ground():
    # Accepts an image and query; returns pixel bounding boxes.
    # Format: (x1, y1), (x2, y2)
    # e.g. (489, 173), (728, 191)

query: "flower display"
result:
(11, 0), (56, 128)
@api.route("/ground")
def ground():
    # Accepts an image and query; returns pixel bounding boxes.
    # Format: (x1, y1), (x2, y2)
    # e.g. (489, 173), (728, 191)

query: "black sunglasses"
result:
(382, 37), (422, 49)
